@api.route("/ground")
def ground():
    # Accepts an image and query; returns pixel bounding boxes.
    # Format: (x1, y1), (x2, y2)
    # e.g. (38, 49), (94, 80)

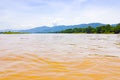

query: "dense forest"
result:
(59, 24), (120, 34)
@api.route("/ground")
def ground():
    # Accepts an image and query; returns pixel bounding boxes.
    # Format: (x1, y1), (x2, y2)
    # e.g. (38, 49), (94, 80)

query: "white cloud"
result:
(0, 0), (119, 30)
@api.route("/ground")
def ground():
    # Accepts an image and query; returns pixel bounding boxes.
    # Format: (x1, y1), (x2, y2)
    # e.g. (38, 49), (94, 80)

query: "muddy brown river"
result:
(0, 34), (120, 80)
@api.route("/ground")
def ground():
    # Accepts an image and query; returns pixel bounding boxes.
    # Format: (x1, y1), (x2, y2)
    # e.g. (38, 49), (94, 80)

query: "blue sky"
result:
(0, 0), (120, 30)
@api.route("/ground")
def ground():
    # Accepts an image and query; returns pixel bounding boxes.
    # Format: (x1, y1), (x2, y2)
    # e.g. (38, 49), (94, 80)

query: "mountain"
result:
(19, 23), (105, 33)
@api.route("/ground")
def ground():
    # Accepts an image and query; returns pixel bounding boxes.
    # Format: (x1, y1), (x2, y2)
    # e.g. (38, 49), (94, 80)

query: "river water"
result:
(0, 34), (120, 80)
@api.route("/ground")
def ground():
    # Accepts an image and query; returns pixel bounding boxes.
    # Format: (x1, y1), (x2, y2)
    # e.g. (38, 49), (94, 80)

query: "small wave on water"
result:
(0, 53), (120, 80)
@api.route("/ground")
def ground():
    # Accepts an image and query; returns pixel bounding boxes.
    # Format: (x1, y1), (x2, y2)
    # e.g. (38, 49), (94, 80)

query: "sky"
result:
(0, 0), (120, 30)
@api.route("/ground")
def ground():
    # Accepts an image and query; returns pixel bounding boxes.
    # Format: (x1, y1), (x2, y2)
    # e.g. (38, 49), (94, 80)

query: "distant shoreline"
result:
(1, 24), (119, 34)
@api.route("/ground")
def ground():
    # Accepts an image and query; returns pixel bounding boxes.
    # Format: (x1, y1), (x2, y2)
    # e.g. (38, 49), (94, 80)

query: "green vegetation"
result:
(0, 31), (28, 34)
(59, 24), (120, 34)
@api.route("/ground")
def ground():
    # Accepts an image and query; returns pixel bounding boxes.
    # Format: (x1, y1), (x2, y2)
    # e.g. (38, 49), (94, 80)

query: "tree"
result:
(61, 29), (73, 33)
(114, 24), (120, 34)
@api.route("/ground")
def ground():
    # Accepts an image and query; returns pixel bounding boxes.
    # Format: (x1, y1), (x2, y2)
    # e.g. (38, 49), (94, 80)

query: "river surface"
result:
(0, 34), (120, 80)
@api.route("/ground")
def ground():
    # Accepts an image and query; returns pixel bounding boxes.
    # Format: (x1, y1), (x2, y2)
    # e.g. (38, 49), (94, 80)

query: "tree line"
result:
(0, 31), (28, 34)
(59, 24), (120, 34)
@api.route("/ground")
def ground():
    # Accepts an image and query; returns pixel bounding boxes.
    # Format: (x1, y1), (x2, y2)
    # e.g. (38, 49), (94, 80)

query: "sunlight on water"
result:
(0, 34), (120, 80)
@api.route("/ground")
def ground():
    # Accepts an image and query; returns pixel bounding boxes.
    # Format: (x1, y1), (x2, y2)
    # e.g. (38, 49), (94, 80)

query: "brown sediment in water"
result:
(0, 53), (120, 80)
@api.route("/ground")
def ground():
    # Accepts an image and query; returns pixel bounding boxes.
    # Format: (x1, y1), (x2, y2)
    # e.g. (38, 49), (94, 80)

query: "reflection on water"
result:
(0, 34), (120, 80)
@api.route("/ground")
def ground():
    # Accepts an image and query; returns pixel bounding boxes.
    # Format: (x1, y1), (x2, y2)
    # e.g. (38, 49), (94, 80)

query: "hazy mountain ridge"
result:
(19, 23), (105, 33)
(1, 23), (116, 33)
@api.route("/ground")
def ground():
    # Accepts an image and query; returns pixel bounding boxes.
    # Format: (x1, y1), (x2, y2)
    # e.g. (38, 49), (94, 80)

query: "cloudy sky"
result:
(0, 0), (120, 30)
